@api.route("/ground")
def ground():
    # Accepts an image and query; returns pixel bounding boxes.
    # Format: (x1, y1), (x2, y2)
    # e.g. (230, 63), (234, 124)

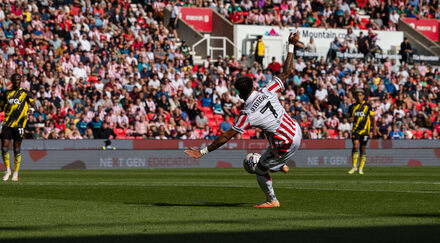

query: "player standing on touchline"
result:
(1, 74), (37, 181)
(347, 89), (376, 175)
(185, 32), (303, 207)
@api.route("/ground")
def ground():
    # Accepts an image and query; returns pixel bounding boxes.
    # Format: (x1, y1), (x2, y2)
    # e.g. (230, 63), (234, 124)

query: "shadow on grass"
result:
(125, 202), (248, 207)
(385, 213), (440, 218)
(154, 202), (247, 207)
(1, 225), (439, 243)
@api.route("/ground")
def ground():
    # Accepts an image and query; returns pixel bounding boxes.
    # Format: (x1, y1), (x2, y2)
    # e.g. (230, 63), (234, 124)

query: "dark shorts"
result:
(352, 133), (369, 146)
(1, 126), (24, 141)
(169, 18), (178, 29)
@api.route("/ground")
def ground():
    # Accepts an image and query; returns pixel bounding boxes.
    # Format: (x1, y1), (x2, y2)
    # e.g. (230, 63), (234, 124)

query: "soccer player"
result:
(347, 89), (376, 175)
(185, 32), (302, 207)
(1, 74), (37, 181)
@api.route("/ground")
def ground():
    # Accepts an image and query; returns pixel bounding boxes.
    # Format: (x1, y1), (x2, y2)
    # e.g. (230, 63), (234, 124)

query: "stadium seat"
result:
(135, 136), (143, 139)
(195, 129), (202, 137)
(114, 128), (124, 136)
(201, 106), (212, 113)
(212, 126), (218, 135)
(242, 133), (250, 139)
(213, 114), (224, 121)
(426, 130), (433, 138)
(148, 113), (155, 120)
(247, 129), (256, 137)
(126, 136), (135, 139)
(327, 129), (336, 137)
(206, 113), (214, 120)
(208, 120), (217, 127)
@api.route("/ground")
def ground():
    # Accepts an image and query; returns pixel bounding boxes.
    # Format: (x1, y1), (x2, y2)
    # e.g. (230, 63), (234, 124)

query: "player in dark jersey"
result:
(0, 74), (36, 181)
(347, 89), (376, 175)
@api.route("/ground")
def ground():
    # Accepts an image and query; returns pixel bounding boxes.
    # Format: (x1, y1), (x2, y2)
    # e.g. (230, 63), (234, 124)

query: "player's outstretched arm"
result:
(184, 129), (239, 158)
(278, 32), (302, 83)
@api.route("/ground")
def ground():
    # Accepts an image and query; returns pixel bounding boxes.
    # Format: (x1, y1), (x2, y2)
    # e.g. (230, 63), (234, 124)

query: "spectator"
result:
(195, 111), (208, 129)
(218, 115), (232, 133)
(255, 35), (265, 67)
(268, 57), (281, 74)
(400, 37), (413, 64)
(213, 98), (224, 115)
(0, 0), (434, 142)
(204, 129), (218, 139)
(95, 122), (116, 139)
(313, 112), (325, 129)
(83, 128), (95, 139)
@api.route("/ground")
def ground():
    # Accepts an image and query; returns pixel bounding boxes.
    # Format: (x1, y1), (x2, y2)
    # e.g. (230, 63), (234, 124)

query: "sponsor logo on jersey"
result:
(8, 99), (20, 105)
(354, 111), (365, 117)
(250, 94), (268, 112)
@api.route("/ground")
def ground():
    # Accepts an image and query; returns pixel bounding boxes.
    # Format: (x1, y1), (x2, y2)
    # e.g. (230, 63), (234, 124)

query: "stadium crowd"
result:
(208, 0), (439, 31)
(0, 0), (438, 140)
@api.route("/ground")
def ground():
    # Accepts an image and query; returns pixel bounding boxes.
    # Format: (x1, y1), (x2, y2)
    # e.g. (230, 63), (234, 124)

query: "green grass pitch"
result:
(0, 167), (439, 242)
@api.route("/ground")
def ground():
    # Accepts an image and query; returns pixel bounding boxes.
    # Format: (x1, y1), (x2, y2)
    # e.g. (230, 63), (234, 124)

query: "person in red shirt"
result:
(229, 9), (244, 24)
(267, 57), (281, 74)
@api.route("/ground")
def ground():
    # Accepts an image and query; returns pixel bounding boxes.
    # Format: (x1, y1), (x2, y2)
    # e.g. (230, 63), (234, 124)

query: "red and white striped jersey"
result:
(232, 76), (298, 153)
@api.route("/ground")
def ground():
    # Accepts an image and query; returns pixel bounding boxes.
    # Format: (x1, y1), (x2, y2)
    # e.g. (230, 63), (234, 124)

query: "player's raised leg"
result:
(12, 140), (22, 181)
(2, 139), (11, 181)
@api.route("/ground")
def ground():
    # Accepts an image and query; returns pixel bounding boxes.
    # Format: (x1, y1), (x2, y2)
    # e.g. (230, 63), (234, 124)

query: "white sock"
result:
(256, 173), (277, 202)
(6, 168), (11, 173)
(13, 171), (18, 177)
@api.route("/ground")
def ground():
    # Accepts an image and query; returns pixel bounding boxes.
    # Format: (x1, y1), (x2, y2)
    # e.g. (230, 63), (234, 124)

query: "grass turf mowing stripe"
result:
(0, 168), (439, 242)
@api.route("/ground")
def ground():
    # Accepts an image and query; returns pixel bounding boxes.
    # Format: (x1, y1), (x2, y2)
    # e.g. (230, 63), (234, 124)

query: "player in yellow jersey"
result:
(0, 74), (36, 181)
(347, 89), (376, 175)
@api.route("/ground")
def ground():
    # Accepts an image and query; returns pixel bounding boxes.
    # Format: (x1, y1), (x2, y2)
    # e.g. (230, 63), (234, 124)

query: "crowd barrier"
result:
(2, 139), (437, 170)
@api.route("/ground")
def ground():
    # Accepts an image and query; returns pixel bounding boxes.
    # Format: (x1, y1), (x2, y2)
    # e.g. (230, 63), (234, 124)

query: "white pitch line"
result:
(3, 181), (440, 194)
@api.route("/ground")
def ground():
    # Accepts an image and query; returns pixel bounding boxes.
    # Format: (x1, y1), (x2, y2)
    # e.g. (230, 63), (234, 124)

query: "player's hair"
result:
(11, 73), (22, 80)
(234, 76), (253, 99)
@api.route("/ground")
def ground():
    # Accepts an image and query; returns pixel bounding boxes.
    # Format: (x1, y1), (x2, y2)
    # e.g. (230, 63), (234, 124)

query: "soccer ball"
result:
(243, 153), (261, 174)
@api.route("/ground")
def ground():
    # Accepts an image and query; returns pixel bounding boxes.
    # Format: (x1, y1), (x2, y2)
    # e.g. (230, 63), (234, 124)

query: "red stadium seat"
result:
(242, 133), (250, 139)
(135, 136), (143, 139)
(195, 129), (202, 137)
(126, 136), (135, 139)
(148, 113), (155, 120)
(114, 128), (124, 136)
(201, 106), (212, 113)
(212, 126), (218, 135)
(213, 114), (223, 121)
(425, 130), (433, 138)
(327, 129), (336, 137)
(208, 120), (217, 127)
(206, 113), (214, 120)
(247, 129), (256, 137)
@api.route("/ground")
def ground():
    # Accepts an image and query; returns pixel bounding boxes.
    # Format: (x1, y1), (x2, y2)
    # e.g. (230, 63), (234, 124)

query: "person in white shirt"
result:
(72, 63), (88, 80)
(338, 117), (352, 132)
(306, 37), (317, 53)
(315, 83), (328, 109)
(79, 34), (91, 52)
(389, 9), (400, 25)
(294, 57), (306, 72)
(148, 74), (161, 90)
